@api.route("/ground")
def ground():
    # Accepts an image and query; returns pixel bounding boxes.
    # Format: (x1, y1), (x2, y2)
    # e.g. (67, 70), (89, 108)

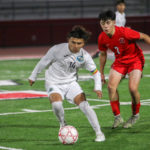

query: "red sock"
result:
(110, 100), (120, 116)
(132, 102), (141, 115)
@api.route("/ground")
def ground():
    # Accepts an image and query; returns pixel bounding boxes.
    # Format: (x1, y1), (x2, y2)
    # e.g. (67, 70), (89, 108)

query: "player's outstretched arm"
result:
(140, 32), (150, 45)
(84, 52), (103, 98)
(92, 70), (103, 99)
(28, 46), (55, 84)
(99, 51), (107, 84)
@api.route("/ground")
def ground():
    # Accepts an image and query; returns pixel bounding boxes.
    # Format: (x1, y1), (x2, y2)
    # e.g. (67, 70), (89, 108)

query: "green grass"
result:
(0, 55), (150, 150)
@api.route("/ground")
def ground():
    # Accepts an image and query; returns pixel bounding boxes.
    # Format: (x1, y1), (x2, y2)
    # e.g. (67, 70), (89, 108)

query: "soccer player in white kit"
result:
(28, 26), (105, 142)
(115, 0), (126, 27)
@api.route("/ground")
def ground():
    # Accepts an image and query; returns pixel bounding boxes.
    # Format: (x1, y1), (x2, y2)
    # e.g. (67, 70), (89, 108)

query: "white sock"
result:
(79, 101), (102, 135)
(52, 101), (65, 127)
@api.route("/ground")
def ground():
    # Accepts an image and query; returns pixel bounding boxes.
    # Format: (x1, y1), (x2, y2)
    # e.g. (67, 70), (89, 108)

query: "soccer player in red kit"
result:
(98, 10), (150, 128)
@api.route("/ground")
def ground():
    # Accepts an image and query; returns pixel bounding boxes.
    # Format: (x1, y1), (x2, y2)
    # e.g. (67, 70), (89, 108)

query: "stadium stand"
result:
(0, 0), (150, 46)
(0, 0), (150, 21)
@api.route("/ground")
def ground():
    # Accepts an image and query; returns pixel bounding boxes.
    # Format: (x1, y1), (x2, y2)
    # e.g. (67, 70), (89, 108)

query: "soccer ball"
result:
(58, 125), (78, 144)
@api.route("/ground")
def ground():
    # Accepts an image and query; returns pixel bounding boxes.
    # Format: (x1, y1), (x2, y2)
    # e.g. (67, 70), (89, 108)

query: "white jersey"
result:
(115, 11), (126, 27)
(29, 43), (101, 90)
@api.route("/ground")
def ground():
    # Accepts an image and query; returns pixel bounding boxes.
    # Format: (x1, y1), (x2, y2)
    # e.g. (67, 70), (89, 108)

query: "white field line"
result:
(140, 99), (150, 102)
(22, 109), (49, 113)
(0, 111), (31, 116)
(0, 99), (149, 116)
(0, 107), (79, 116)
(0, 146), (23, 150)
(87, 98), (109, 102)
(36, 74), (150, 81)
(91, 104), (110, 109)
(141, 102), (150, 106)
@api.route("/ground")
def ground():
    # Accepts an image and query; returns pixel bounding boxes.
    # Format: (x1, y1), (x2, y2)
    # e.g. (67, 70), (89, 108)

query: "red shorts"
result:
(111, 59), (144, 75)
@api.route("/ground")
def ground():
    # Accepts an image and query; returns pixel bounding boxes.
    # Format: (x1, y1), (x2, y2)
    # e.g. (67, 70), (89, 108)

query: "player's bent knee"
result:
(74, 93), (86, 105)
(107, 84), (116, 92)
(49, 93), (62, 103)
(129, 87), (138, 94)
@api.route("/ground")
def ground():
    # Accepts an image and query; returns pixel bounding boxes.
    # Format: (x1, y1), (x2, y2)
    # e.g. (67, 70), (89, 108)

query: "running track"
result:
(0, 42), (150, 60)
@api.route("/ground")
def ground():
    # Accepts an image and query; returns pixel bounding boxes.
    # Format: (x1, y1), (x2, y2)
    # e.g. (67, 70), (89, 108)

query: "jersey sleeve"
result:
(83, 52), (102, 91)
(28, 46), (56, 81)
(98, 33), (107, 51)
(83, 52), (97, 72)
(124, 27), (140, 40)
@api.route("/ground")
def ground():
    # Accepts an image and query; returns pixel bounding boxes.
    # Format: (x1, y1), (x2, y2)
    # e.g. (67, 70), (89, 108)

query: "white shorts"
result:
(45, 81), (83, 104)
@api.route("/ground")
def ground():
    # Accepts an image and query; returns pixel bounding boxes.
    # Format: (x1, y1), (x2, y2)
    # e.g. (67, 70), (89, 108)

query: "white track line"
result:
(0, 146), (23, 150)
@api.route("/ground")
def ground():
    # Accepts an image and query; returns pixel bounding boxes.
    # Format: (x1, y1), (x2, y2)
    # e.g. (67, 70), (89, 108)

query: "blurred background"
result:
(0, 0), (150, 47)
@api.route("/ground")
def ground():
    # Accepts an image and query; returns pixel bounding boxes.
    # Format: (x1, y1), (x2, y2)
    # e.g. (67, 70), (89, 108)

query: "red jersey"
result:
(98, 26), (145, 65)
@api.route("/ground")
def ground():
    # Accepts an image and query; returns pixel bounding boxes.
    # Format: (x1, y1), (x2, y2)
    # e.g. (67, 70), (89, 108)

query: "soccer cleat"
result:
(95, 132), (105, 142)
(112, 115), (124, 129)
(123, 115), (139, 128)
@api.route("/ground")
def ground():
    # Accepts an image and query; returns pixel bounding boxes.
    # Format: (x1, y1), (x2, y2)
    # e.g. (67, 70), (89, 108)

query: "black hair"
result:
(98, 10), (116, 21)
(116, 0), (126, 6)
(67, 25), (91, 42)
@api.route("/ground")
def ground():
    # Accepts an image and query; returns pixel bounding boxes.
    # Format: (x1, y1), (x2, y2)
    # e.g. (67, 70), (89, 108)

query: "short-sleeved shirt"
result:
(98, 26), (145, 66)
(115, 11), (126, 27)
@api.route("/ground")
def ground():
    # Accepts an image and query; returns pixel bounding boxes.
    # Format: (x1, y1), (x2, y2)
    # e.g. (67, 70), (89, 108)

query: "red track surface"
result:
(0, 42), (150, 60)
